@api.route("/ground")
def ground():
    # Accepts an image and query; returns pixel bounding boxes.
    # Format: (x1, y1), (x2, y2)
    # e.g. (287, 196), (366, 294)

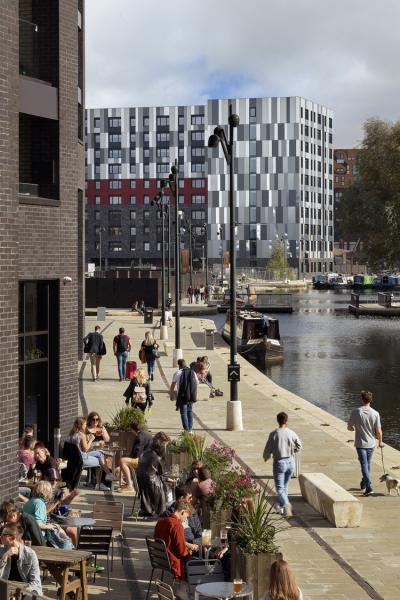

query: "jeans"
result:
(81, 450), (103, 468)
(147, 358), (156, 377)
(180, 403), (193, 432)
(273, 457), (294, 508)
(356, 447), (374, 492)
(116, 351), (129, 380)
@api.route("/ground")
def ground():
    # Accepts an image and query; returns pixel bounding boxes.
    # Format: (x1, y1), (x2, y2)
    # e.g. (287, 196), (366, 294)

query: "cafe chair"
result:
(186, 559), (224, 599)
(145, 537), (175, 600)
(156, 579), (176, 600)
(130, 468), (141, 520)
(93, 500), (125, 570)
(77, 525), (113, 590)
(62, 441), (83, 490)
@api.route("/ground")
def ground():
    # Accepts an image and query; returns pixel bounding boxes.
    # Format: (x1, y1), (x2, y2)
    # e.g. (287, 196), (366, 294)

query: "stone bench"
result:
(299, 472), (362, 528)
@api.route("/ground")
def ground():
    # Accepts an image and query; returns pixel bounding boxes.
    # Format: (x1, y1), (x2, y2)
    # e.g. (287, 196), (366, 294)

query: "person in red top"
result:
(154, 499), (195, 580)
(113, 327), (132, 381)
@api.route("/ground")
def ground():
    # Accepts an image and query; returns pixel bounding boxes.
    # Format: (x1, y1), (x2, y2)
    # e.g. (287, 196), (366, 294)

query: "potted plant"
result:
(231, 487), (286, 598)
(105, 406), (146, 455)
(166, 432), (205, 471)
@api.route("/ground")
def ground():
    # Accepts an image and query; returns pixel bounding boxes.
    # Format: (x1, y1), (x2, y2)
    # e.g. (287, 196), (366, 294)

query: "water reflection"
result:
(212, 289), (400, 449)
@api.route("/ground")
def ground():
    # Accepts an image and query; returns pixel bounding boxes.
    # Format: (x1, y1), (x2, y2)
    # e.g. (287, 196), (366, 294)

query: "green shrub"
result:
(104, 406), (146, 432)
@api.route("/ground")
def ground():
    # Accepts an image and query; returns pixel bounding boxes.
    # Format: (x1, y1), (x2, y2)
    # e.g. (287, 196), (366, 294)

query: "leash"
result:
(380, 446), (386, 475)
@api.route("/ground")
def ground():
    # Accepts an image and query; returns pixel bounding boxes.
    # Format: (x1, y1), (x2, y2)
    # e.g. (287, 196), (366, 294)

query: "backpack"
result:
(116, 334), (129, 353)
(133, 386), (147, 404)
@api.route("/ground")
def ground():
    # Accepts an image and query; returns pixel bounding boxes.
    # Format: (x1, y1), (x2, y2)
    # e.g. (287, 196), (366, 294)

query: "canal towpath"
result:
(80, 312), (400, 600)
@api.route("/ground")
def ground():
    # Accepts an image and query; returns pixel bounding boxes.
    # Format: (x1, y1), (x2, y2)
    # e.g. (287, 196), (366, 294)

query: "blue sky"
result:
(86, 0), (400, 146)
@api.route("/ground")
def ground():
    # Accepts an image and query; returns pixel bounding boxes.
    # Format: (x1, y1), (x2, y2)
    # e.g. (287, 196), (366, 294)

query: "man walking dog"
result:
(347, 390), (384, 496)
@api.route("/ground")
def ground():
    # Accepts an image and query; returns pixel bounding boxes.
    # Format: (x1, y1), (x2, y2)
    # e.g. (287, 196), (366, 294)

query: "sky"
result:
(85, 0), (400, 147)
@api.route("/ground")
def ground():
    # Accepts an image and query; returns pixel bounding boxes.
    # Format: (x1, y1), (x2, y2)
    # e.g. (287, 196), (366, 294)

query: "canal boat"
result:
(247, 292), (293, 313)
(312, 274), (329, 289)
(329, 276), (353, 289)
(353, 274), (376, 289)
(222, 310), (283, 362)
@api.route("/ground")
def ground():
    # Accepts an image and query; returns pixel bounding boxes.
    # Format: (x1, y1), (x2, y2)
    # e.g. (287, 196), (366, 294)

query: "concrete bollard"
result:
(160, 325), (168, 340)
(226, 400), (243, 431)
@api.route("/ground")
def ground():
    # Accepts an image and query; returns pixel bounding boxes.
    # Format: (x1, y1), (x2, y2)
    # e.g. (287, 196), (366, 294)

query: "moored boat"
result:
(222, 310), (283, 362)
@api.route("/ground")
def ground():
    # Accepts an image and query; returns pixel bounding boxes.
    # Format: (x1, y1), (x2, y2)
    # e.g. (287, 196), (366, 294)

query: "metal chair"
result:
(93, 501), (124, 570)
(186, 559), (224, 598)
(145, 537), (174, 600)
(156, 579), (176, 600)
(77, 525), (113, 590)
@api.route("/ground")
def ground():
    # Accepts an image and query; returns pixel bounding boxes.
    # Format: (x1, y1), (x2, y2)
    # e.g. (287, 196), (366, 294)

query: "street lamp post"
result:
(169, 160), (182, 367)
(218, 226), (224, 285)
(152, 182), (169, 340)
(203, 222), (209, 287)
(167, 203), (171, 301)
(208, 104), (242, 431)
(98, 226), (105, 272)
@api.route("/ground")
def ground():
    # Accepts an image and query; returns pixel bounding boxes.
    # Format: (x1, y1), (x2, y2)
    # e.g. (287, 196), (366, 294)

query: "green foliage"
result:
(268, 241), (293, 280)
(232, 487), (287, 554)
(168, 432), (206, 460)
(105, 406), (146, 432)
(207, 468), (257, 512)
(203, 441), (235, 481)
(338, 118), (400, 268)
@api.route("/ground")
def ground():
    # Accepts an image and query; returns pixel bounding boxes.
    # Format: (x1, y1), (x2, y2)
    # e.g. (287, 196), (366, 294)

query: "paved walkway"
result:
(79, 314), (400, 600)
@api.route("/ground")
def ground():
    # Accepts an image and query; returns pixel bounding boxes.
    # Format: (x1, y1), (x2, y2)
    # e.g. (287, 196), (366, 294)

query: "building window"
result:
(143, 196), (150, 204)
(144, 242), (150, 251)
(192, 194), (205, 204)
(157, 163), (169, 173)
(108, 148), (121, 159)
(130, 226), (136, 236)
(109, 180), (122, 189)
(156, 148), (169, 158)
(191, 163), (205, 173)
(143, 180), (150, 188)
(156, 132), (169, 142)
(94, 133), (100, 144)
(95, 210), (100, 220)
(144, 148), (150, 159)
(179, 180), (184, 189)
(192, 179), (205, 189)
(191, 114), (205, 125)
(95, 196), (101, 205)
(157, 116), (169, 127)
(109, 164), (121, 175)
(250, 174), (257, 190)
(143, 116), (149, 127)
(192, 210), (205, 220)
(130, 180), (136, 189)
(109, 242), (122, 251)
(143, 133), (150, 143)
(95, 181), (101, 190)
(94, 117), (100, 128)
(130, 134), (136, 143)
(178, 116), (185, 126)
(130, 211), (136, 220)
(130, 242), (136, 251)
(144, 226), (150, 235)
(95, 165), (100, 175)
(130, 149), (136, 159)
(178, 195), (185, 204)
(179, 132), (185, 142)
(108, 117), (121, 128)
(191, 147), (205, 157)
(191, 131), (204, 142)
(109, 226), (122, 236)
(109, 134), (121, 143)
(130, 196), (136, 204)
(95, 150), (101, 159)
(144, 210), (150, 219)
(130, 116), (136, 127)
(130, 164), (136, 174)
(109, 196), (122, 205)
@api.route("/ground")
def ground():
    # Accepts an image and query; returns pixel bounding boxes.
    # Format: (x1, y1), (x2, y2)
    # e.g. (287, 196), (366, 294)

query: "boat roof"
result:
(238, 310), (278, 321)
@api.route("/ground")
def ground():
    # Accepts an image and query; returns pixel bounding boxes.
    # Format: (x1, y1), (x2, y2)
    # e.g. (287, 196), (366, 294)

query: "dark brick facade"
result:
(0, 1), (84, 501)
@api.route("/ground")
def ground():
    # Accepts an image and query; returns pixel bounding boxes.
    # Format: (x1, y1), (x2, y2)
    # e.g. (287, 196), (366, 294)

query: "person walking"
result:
(140, 331), (159, 381)
(263, 412), (302, 517)
(347, 390), (384, 496)
(176, 364), (198, 433)
(187, 286), (193, 304)
(113, 327), (132, 381)
(200, 285), (205, 302)
(83, 325), (105, 381)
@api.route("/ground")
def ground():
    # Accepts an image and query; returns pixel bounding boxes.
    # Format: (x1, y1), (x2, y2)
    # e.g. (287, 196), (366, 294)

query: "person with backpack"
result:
(123, 367), (153, 412)
(140, 331), (159, 381)
(113, 327), (132, 381)
(175, 363), (198, 433)
(83, 325), (106, 381)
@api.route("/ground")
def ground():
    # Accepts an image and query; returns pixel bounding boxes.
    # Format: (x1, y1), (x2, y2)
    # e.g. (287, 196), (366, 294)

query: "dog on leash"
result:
(380, 473), (400, 495)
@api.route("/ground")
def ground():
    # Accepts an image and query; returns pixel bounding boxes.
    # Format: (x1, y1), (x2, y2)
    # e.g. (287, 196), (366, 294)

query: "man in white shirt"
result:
(347, 390), (384, 496)
(169, 359), (186, 402)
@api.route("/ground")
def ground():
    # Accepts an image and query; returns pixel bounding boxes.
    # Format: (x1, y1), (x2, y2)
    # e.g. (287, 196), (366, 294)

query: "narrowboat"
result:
(353, 274), (376, 289)
(312, 274), (329, 289)
(222, 310), (283, 362)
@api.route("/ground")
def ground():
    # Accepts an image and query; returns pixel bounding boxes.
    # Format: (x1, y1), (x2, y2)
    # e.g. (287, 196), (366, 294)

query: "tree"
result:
(338, 118), (400, 269)
(268, 241), (287, 280)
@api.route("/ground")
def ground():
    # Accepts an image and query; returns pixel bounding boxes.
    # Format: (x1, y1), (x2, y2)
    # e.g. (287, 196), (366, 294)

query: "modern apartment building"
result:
(86, 96), (334, 275)
(0, 0), (85, 499)
(333, 148), (360, 269)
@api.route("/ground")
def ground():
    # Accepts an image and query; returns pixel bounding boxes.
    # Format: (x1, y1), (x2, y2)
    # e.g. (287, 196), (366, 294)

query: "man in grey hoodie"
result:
(263, 412), (302, 517)
(0, 523), (42, 595)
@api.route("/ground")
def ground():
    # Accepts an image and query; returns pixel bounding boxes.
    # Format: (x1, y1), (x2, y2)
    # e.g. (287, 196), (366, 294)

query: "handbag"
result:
(99, 341), (107, 356)
(139, 347), (146, 364)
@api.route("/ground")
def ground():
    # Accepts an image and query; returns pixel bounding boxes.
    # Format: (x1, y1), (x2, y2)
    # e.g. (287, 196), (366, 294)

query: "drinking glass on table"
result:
(233, 579), (243, 594)
(171, 464), (180, 478)
(220, 528), (228, 547)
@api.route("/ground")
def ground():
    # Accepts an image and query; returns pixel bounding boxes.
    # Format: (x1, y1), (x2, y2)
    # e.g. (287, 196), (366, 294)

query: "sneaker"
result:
(360, 480), (366, 491)
(284, 504), (293, 518)
(363, 490), (373, 497)
(116, 485), (134, 493)
(275, 504), (284, 515)
(105, 473), (118, 482)
(95, 483), (110, 491)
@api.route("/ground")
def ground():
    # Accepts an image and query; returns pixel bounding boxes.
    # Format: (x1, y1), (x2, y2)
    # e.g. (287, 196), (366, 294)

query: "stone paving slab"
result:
(80, 314), (398, 600)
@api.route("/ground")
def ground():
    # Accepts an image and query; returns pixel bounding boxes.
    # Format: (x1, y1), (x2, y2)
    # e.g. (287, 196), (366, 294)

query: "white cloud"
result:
(85, 0), (400, 146)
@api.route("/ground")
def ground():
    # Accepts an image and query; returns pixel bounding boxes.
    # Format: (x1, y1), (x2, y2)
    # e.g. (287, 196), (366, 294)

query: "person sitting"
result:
(138, 300), (145, 315)
(86, 412), (110, 445)
(163, 485), (202, 550)
(154, 498), (195, 580)
(22, 481), (73, 549)
(0, 501), (44, 547)
(0, 524), (42, 595)
(261, 559), (303, 600)
(17, 437), (36, 474)
(67, 417), (117, 491)
(192, 467), (213, 516)
(123, 367), (153, 411)
(33, 446), (61, 482)
(137, 436), (169, 517)
(185, 460), (203, 491)
(116, 422), (152, 493)
(18, 425), (34, 450)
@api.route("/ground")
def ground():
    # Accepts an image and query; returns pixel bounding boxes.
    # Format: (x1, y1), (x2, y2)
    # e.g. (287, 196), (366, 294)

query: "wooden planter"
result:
(231, 543), (283, 599)
(165, 449), (192, 473)
(202, 506), (232, 537)
(110, 430), (137, 456)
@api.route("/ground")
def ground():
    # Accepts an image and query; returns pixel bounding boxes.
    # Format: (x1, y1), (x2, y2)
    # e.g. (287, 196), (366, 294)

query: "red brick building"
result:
(0, 0), (85, 499)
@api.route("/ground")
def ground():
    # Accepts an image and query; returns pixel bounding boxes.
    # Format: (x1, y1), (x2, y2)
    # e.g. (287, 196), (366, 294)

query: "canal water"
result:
(211, 289), (400, 449)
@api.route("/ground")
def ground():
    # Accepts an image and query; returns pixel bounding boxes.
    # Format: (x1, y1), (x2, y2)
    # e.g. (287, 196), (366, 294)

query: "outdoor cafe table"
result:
(194, 582), (253, 600)
(32, 546), (92, 600)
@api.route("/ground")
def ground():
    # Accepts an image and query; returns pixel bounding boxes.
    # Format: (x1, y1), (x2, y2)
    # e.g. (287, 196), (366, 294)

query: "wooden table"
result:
(32, 546), (92, 600)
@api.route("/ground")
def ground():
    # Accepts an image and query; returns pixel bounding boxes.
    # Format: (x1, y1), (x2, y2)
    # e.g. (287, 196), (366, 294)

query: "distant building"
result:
(334, 148), (360, 269)
(0, 1), (85, 500)
(86, 96), (334, 276)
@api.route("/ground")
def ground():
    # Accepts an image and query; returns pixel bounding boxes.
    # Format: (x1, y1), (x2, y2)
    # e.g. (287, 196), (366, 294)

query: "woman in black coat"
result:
(123, 367), (153, 412)
(136, 438), (167, 517)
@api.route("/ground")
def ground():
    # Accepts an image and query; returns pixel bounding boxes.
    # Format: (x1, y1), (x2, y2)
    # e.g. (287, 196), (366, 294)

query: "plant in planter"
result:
(104, 406), (146, 455)
(231, 487), (287, 598)
(203, 440), (235, 481)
